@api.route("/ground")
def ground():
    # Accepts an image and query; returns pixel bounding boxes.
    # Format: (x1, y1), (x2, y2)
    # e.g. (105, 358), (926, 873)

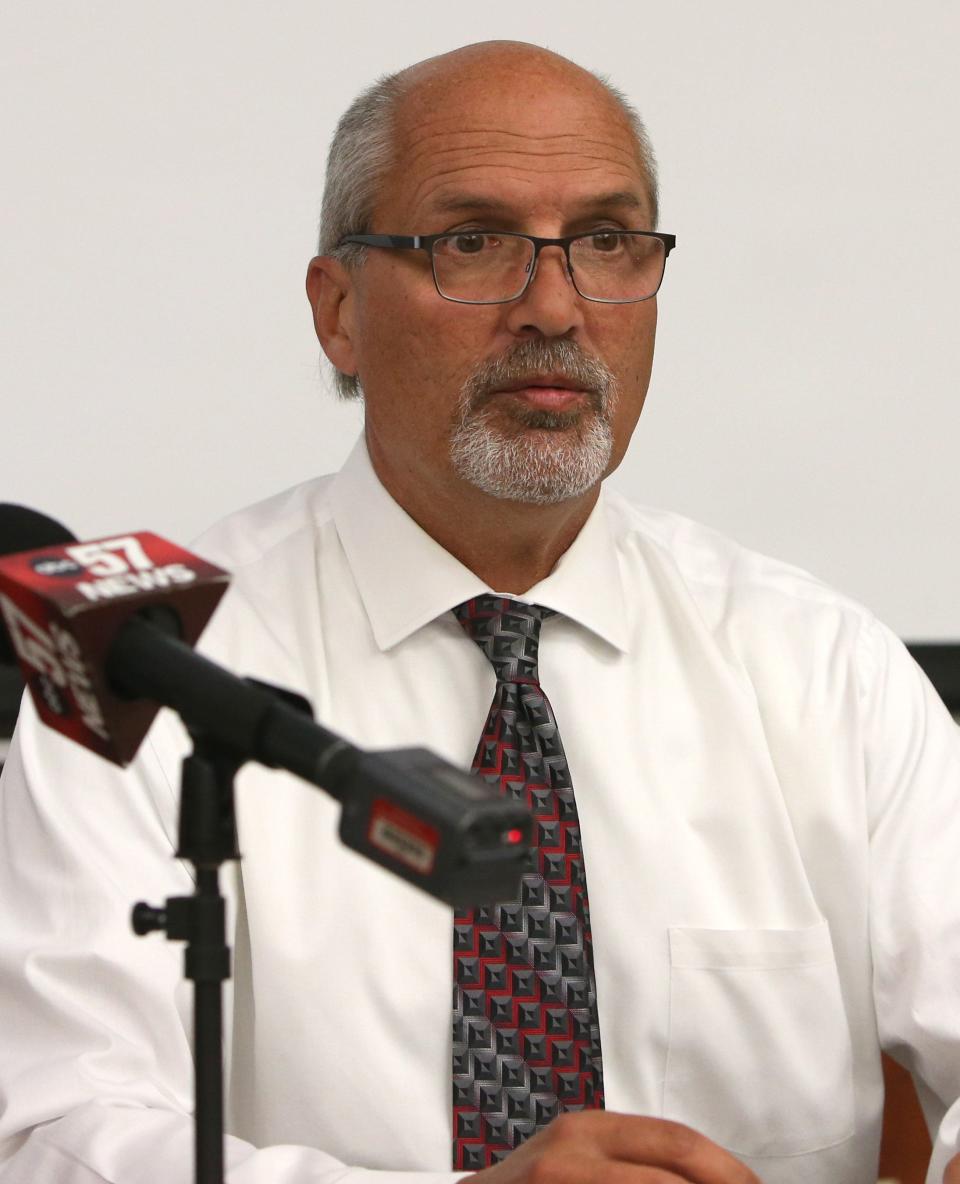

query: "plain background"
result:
(2, 1), (957, 640)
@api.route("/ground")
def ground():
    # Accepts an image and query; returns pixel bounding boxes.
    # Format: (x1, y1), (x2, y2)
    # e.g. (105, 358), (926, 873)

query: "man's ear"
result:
(305, 255), (357, 378)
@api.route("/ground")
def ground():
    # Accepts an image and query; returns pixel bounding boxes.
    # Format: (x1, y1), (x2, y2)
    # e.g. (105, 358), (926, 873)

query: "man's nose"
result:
(503, 245), (585, 338)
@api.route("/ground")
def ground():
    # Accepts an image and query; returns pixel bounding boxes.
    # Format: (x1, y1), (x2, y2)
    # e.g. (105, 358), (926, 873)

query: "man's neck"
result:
(365, 437), (600, 595)
(446, 496), (598, 594)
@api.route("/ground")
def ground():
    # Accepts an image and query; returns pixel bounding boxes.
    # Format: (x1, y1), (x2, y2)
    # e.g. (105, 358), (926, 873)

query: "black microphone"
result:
(0, 507), (531, 904)
(0, 506), (76, 742)
(0, 505), (76, 666)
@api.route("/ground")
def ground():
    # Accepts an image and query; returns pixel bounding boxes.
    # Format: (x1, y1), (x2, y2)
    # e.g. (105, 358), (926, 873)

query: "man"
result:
(1, 39), (958, 1184)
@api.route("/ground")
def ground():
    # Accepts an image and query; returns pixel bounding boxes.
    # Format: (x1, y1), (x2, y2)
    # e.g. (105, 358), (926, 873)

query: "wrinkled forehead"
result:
(377, 71), (651, 227)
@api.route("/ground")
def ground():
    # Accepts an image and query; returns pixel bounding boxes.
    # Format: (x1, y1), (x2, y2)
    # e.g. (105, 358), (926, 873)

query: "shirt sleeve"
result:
(0, 696), (468, 1184)
(859, 612), (960, 1184)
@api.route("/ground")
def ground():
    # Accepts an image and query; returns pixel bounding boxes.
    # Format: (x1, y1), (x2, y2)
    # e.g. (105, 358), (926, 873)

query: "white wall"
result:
(3, 1), (957, 639)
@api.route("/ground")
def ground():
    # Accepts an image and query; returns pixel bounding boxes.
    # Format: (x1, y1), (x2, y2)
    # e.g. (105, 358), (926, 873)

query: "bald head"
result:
(396, 39), (634, 115)
(317, 40), (659, 398)
(390, 42), (650, 200)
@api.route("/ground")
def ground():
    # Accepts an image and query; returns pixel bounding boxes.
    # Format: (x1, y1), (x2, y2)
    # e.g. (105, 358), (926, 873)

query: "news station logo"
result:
(0, 594), (109, 739)
(23, 536), (198, 603)
(30, 555), (82, 578)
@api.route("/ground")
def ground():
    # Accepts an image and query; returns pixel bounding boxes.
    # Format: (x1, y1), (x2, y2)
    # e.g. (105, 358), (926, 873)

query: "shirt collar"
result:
(329, 436), (630, 654)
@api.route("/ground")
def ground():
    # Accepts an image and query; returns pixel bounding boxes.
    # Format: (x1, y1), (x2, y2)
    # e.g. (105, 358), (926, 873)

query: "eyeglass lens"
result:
(431, 232), (666, 303)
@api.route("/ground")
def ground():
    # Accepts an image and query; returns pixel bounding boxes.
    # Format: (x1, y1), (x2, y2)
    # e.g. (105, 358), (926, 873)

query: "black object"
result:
(0, 506), (73, 736)
(0, 505), (74, 666)
(132, 728), (243, 1184)
(106, 611), (531, 905)
(906, 644), (960, 716)
(117, 653), (527, 1184)
(117, 650), (528, 1183)
(0, 667), (23, 740)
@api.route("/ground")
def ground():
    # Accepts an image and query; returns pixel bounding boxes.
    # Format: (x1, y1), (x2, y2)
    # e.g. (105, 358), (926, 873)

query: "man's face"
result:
(331, 55), (659, 510)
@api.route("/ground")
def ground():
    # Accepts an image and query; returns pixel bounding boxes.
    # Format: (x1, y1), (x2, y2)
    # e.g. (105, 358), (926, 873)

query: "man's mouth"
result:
(494, 376), (591, 411)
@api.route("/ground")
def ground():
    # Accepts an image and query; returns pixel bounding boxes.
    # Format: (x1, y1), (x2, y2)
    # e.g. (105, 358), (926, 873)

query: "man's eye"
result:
(588, 232), (624, 253)
(448, 233), (490, 255)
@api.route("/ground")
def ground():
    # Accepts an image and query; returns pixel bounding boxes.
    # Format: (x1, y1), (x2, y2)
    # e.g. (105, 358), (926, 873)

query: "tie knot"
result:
(453, 595), (554, 684)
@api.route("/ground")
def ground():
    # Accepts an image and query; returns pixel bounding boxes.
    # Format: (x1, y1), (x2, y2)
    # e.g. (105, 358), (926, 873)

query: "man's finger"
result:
(545, 1112), (760, 1183)
(607, 1116), (758, 1182)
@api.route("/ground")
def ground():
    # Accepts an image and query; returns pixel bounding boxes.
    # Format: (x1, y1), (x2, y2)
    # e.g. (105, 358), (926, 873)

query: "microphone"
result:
(0, 507), (531, 904)
(0, 505), (77, 667)
(0, 508), (230, 762)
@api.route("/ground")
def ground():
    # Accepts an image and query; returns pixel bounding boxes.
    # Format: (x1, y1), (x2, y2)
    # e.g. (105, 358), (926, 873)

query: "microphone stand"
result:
(118, 661), (530, 1184)
(131, 725), (248, 1184)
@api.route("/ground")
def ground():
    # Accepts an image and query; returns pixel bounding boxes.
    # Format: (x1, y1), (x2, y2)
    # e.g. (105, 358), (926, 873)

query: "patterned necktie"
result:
(451, 595), (605, 1171)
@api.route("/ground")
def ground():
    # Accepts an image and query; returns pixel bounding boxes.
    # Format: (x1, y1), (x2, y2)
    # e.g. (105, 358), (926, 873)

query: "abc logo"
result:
(30, 555), (82, 578)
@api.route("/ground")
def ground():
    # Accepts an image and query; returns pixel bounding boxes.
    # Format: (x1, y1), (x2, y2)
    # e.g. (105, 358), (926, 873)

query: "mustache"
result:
(459, 339), (618, 409)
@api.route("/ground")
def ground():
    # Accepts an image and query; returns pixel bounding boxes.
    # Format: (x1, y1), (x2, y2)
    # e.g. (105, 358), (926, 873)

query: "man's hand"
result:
(944, 1150), (960, 1183)
(471, 1111), (760, 1183)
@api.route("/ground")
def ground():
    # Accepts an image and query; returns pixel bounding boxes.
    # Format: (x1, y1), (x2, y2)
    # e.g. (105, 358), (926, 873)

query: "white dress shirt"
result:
(1, 437), (958, 1184)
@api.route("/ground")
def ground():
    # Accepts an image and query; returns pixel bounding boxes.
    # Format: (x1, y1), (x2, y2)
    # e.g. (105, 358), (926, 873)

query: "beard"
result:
(448, 339), (619, 505)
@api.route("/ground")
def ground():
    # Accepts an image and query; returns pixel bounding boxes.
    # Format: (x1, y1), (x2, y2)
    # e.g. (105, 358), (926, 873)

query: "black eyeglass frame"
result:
(337, 230), (677, 305)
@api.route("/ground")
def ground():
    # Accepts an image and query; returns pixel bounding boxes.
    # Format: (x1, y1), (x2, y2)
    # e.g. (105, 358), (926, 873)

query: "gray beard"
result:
(448, 340), (618, 505)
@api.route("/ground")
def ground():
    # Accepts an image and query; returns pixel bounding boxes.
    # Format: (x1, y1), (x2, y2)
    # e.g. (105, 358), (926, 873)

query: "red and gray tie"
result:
(451, 595), (605, 1171)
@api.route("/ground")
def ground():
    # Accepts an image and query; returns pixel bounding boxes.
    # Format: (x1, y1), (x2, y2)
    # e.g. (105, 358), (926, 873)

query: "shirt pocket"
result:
(663, 921), (855, 1158)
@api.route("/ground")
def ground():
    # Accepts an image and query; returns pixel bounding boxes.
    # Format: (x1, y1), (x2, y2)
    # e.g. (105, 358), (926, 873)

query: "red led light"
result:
(503, 828), (524, 845)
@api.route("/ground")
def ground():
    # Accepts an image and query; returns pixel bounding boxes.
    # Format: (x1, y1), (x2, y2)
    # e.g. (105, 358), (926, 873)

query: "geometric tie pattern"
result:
(451, 595), (605, 1171)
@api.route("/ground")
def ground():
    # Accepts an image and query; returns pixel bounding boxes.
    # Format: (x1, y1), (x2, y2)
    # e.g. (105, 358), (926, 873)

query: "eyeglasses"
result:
(337, 230), (677, 305)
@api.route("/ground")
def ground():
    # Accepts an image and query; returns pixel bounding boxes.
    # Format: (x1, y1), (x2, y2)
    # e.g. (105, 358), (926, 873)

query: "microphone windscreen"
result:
(0, 504), (76, 556)
(0, 506), (77, 666)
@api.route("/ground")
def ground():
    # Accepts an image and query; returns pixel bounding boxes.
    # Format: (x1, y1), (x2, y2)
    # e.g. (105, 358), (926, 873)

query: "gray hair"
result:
(318, 63), (660, 400)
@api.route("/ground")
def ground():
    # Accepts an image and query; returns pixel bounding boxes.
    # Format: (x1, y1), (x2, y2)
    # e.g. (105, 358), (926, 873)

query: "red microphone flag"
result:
(0, 533), (228, 765)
